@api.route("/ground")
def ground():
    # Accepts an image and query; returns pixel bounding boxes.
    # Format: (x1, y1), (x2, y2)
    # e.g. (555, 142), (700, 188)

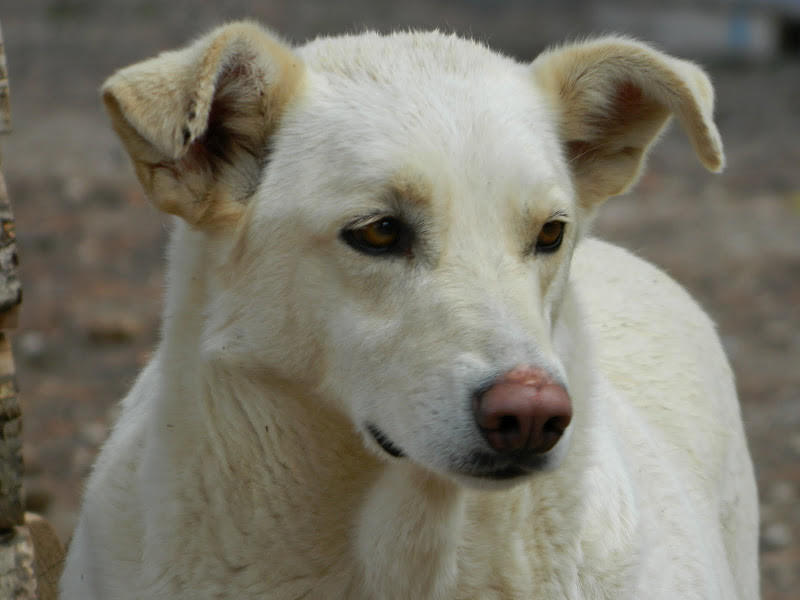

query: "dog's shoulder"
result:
(569, 238), (757, 597)
(571, 237), (744, 483)
(572, 237), (727, 382)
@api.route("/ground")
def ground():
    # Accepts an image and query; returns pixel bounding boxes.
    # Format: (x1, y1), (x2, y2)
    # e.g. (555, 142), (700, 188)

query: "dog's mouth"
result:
(366, 424), (558, 483)
(457, 451), (553, 481)
(366, 423), (405, 458)
(462, 464), (528, 480)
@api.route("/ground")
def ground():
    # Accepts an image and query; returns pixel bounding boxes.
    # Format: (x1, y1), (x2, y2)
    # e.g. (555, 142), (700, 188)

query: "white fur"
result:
(60, 23), (759, 599)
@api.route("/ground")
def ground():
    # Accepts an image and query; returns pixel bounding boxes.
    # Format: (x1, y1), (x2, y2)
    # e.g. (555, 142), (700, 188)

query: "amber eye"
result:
(535, 221), (565, 253)
(342, 217), (411, 256)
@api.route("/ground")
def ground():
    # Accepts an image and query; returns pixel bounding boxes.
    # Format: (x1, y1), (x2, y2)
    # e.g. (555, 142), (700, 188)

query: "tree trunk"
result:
(0, 20), (65, 600)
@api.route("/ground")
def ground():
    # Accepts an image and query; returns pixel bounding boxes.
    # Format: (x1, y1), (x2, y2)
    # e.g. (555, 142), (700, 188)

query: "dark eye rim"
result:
(340, 215), (413, 257)
(534, 221), (566, 254)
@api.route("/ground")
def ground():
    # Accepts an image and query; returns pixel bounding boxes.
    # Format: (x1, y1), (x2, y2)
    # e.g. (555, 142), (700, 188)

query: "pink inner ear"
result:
(562, 76), (677, 204)
(614, 80), (644, 106)
(588, 78), (670, 152)
(565, 80), (653, 162)
(605, 80), (653, 130)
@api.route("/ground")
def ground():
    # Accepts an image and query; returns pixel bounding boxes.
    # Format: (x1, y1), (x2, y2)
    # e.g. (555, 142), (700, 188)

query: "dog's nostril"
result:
(498, 415), (520, 434)
(544, 415), (568, 435)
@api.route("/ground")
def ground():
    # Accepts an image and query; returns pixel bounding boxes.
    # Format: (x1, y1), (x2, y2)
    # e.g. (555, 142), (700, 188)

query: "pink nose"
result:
(474, 366), (572, 454)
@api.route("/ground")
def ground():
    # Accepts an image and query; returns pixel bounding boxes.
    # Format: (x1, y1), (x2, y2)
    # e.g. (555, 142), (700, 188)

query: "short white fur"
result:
(60, 22), (759, 599)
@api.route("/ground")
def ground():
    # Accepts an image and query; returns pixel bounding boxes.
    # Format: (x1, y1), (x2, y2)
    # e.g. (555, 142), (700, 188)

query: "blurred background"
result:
(1, 1), (798, 597)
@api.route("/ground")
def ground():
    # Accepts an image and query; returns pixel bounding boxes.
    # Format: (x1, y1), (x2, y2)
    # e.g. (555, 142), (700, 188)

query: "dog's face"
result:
(237, 38), (577, 483)
(102, 24), (723, 487)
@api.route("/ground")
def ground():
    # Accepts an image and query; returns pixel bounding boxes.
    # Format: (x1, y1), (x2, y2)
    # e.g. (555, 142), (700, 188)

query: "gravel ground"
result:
(1, 2), (799, 598)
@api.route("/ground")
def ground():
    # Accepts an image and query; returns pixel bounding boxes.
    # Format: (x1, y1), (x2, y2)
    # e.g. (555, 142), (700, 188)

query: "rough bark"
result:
(0, 19), (64, 599)
(0, 525), (37, 600)
(0, 330), (23, 530)
(0, 18), (23, 534)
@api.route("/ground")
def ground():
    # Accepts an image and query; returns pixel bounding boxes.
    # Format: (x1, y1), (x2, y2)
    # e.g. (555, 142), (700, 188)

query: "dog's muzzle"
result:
(364, 366), (571, 481)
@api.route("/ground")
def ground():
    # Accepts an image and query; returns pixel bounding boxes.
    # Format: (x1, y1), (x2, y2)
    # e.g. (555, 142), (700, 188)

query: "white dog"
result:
(60, 22), (759, 599)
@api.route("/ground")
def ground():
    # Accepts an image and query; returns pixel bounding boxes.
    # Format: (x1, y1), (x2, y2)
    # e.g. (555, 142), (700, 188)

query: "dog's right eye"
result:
(535, 221), (565, 254)
(341, 217), (412, 257)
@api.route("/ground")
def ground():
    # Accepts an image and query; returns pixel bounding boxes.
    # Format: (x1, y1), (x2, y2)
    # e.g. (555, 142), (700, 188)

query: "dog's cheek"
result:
(315, 304), (404, 415)
(202, 240), (332, 385)
(316, 303), (477, 461)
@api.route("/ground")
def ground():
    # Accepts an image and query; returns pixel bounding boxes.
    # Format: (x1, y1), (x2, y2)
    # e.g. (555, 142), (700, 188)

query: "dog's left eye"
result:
(535, 221), (566, 254)
(342, 217), (412, 256)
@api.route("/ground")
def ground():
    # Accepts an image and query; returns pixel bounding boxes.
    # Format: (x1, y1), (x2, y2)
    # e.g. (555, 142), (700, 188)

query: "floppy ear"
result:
(531, 37), (724, 208)
(102, 21), (304, 229)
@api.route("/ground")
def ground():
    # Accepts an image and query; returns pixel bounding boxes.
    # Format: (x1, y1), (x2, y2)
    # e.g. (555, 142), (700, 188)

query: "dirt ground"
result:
(2, 2), (799, 598)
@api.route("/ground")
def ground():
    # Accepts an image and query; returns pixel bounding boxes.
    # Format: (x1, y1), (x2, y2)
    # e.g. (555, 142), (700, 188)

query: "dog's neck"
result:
(144, 223), (620, 598)
(151, 359), (470, 596)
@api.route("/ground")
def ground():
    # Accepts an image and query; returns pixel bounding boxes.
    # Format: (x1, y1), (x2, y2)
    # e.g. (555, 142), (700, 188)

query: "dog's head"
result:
(103, 22), (722, 487)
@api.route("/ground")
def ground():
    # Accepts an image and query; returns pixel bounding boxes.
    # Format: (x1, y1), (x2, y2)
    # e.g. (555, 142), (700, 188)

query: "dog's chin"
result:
(365, 423), (568, 490)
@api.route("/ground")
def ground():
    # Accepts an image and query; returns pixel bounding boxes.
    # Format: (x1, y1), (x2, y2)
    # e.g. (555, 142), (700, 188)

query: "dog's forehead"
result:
(299, 30), (515, 83)
(289, 31), (569, 206)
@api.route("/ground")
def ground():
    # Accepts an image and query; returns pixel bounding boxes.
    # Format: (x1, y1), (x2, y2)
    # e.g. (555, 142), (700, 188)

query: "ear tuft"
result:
(102, 21), (304, 229)
(532, 36), (724, 207)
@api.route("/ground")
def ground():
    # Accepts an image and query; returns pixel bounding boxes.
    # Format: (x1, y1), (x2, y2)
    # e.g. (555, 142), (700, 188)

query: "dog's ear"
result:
(102, 21), (303, 229)
(531, 37), (724, 207)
